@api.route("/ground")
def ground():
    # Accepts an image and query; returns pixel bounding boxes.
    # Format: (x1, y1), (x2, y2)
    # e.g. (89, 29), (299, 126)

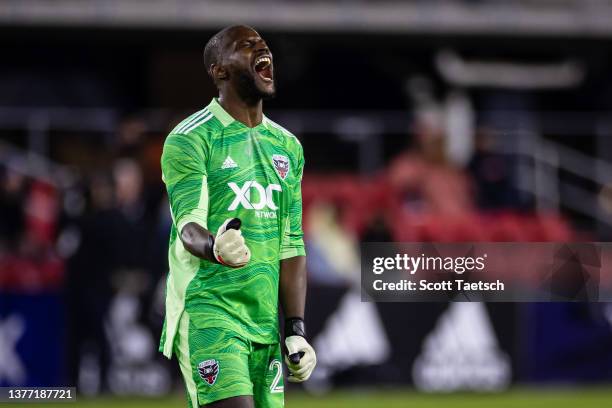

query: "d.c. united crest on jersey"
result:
(272, 154), (290, 180)
(198, 359), (219, 385)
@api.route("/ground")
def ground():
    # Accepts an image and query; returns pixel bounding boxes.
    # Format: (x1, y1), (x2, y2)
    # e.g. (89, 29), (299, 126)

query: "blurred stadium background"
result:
(2, 0), (612, 407)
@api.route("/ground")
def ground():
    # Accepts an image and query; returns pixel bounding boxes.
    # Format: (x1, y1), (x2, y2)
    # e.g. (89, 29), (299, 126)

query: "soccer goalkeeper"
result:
(159, 25), (316, 408)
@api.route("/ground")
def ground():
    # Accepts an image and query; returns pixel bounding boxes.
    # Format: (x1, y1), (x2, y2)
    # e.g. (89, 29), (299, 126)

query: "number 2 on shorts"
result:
(269, 359), (284, 393)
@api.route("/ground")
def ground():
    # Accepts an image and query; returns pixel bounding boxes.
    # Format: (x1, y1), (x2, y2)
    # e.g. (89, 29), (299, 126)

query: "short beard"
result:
(235, 70), (275, 106)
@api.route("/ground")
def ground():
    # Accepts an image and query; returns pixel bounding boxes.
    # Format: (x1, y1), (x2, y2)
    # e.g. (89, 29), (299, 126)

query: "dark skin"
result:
(180, 26), (307, 408)
(211, 25), (276, 126)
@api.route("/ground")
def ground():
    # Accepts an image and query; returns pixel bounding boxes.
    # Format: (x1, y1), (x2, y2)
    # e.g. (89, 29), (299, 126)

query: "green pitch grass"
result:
(8, 389), (612, 408)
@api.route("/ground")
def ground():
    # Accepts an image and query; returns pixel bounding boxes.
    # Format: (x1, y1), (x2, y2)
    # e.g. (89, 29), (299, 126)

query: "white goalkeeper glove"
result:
(284, 318), (317, 382)
(213, 218), (251, 267)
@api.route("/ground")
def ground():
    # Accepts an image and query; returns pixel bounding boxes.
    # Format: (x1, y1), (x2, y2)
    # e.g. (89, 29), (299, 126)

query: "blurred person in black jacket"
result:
(65, 172), (117, 391)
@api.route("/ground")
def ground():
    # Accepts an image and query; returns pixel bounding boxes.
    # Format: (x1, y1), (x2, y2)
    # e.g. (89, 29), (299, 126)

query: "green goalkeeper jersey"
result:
(159, 98), (305, 358)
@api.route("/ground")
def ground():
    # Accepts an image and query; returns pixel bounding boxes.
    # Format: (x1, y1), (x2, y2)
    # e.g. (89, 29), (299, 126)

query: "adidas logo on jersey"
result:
(222, 156), (238, 169)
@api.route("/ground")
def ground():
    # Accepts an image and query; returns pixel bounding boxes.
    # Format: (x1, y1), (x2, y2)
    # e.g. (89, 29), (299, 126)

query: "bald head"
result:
(202, 24), (275, 102)
(203, 25), (257, 79)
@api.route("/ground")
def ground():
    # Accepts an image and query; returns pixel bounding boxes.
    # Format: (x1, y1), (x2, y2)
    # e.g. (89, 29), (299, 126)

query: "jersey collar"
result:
(207, 98), (235, 128)
(208, 98), (270, 131)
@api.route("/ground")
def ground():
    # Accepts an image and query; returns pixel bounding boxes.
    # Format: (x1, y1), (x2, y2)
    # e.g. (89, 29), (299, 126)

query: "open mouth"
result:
(254, 55), (273, 82)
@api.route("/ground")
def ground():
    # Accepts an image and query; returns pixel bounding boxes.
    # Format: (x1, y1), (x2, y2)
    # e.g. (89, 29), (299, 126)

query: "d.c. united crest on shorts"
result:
(198, 359), (219, 385)
(272, 154), (290, 180)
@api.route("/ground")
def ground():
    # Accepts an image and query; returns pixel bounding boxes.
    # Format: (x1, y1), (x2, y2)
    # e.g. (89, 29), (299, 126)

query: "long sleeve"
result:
(161, 132), (210, 231)
(280, 147), (306, 260)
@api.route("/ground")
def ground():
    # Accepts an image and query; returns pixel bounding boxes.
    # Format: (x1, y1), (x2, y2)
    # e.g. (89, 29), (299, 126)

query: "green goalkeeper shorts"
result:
(174, 312), (285, 408)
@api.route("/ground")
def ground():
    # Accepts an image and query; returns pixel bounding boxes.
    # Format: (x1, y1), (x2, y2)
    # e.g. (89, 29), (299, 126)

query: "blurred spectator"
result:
(306, 202), (360, 286)
(0, 164), (64, 291)
(65, 154), (167, 393)
(65, 172), (117, 391)
(110, 158), (160, 332)
(388, 110), (474, 216)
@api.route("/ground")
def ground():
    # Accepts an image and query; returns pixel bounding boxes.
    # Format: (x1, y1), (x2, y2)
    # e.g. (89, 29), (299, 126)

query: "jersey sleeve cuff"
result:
(279, 246), (306, 260)
(177, 209), (208, 232)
